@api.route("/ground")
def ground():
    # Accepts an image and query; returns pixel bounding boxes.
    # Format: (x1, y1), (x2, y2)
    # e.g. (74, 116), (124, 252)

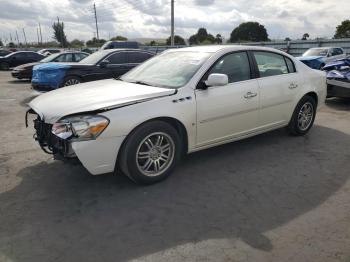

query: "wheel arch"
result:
(305, 91), (318, 106)
(116, 116), (189, 164)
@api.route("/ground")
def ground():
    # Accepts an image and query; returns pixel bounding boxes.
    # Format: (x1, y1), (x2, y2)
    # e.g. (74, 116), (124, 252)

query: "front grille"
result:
(33, 117), (70, 156)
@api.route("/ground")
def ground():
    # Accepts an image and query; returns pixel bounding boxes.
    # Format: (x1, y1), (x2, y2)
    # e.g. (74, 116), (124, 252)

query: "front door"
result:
(195, 51), (260, 146)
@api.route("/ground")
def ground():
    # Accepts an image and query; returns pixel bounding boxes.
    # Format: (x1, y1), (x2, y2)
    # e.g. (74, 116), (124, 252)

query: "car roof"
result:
(12, 51), (40, 54)
(165, 45), (289, 54)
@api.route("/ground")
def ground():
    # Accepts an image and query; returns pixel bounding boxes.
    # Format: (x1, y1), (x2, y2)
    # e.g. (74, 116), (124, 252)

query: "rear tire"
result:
(0, 62), (10, 70)
(119, 121), (182, 185)
(62, 76), (81, 87)
(287, 95), (317, 136)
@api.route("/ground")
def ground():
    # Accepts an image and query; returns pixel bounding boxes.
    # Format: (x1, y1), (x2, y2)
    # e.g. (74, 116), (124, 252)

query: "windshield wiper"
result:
(131, 81), (153, 86)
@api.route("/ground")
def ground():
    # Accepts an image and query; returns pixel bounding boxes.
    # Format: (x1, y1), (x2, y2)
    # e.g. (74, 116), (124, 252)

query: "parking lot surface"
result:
(0, 71), (350, 262)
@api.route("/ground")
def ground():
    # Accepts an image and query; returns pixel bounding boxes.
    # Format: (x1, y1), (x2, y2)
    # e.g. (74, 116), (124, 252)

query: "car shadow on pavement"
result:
(1, 126), (350, 261)
(7, 79), (31, 84)
(326, 97), (350, 111)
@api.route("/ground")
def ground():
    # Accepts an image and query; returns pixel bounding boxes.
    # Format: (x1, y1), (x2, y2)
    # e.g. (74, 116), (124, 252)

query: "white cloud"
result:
(0, 0), (349, 43)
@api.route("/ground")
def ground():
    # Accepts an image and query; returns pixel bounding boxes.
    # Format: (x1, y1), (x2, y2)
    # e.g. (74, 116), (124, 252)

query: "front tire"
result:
(62, 76), (81, 87)
(119, 121), (182, 185)
(287, 95), (317, 136)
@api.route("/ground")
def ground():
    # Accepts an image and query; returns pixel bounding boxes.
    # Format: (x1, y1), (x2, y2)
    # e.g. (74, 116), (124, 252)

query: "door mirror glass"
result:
(205, 73), (228, 87)
(99, 60), (109, 68)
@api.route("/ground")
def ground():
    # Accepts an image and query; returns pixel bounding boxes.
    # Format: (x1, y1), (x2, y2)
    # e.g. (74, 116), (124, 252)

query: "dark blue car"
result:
(297, 47), (346, 70)
(323, 57), (350, 98)
(31, 49), (154, 91)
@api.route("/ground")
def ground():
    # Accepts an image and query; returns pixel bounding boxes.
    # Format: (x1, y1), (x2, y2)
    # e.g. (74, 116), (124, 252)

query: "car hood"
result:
(297, 56), (324, 61)
(29, 79), (176, 123)
(14, 62), (39, 70)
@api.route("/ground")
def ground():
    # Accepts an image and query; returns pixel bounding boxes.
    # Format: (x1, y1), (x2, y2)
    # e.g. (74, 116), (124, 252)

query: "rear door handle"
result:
(244, 92), (257, 99)
(289, 83), (298, 89)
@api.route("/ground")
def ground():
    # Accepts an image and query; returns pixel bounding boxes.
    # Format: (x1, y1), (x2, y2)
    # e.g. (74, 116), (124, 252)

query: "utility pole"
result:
(94, 3), (99, 40)
(22, 28), (28, 47)
(36, 27), (40, 45)
(39, 22), (43, 45)
(15, 30), (20, 46)
(170, 0), (174, 46)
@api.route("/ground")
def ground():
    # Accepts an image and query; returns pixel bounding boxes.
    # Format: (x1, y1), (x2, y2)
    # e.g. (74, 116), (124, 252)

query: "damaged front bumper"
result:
(27, 109), (76, 158)
(26, 109), (126, 175)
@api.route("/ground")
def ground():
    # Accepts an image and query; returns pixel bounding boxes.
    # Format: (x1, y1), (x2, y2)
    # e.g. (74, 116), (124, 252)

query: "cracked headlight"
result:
(52, 115), (109, 141)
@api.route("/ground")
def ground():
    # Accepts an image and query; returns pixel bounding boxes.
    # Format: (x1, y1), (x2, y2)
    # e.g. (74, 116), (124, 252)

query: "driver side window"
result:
(207, 52), (251, 83)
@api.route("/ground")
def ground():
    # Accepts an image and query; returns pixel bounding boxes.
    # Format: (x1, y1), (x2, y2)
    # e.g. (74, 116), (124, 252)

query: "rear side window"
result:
(253, 52), (288, 77)
(74, 53), (88, 62)
(107, 52), (127, 64)
(335, 48), (343, 55)
(207, 52), (251, 83)
(285, 57), (296, 73)
(128, 52), (153, 64)
(55, 54), (73, 62)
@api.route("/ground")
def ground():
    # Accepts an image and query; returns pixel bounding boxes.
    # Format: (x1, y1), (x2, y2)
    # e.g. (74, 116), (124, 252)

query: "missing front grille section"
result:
(33, 117), (54, 154)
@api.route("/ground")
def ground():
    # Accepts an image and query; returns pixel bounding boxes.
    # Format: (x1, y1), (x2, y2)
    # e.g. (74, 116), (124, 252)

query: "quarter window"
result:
(207, 52), (251, 83)
(253, 52), (289, 77)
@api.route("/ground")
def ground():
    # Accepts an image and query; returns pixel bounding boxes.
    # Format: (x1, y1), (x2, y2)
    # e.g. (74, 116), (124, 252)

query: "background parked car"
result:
(31, 49), (154, 91)
(11, 51), (89, 80)
(100, 41), (139, 50)
(298, 47), (346, 69)
(323, 56), (350, 98)
(37, 48), (62, 56)
(0, 49), (12, 57)
(0, 51), (44, 70)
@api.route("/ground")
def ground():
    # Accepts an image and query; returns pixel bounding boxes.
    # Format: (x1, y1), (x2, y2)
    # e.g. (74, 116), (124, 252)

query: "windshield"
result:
(121, 51), (211, 88)
(303, 48), (328, 57)
(78, 51), (106, 65)
(40, 53), (61, 62)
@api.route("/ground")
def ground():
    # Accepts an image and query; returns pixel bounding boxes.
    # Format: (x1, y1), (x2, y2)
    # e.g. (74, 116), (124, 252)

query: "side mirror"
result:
(205, 73), (228, 87)
(99, 60), (109, 68)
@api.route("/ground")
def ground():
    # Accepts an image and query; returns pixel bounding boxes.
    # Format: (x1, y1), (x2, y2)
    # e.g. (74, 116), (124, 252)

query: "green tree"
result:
(334, 20), (350, 39)
(0, 39), (3, 46)
(110, 35), (128, 41)
(52, 20), (68, 47)
(166, 35), (186, 45)
(189, 35), (198, 45)
(302, 33), (310, 40)
(86, 37), (106, 47)
(8, 42), (15, 48)
(70, 39), (85, 47)
(230, 22), (269, 42)
(189, 28), (216, 45)
(215, 34), (223, 44)
(284, 37), (291, 41)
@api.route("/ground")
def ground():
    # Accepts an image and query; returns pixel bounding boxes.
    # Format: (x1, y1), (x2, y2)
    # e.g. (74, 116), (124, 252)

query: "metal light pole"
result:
(171, 0), (174, 46)
(94, 3), (99, 40)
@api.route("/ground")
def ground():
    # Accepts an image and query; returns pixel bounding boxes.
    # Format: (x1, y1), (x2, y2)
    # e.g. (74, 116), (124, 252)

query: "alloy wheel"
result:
(64, 78), (80, 86)
(136, 132), (175, 177)
(298, 102), (314, 131)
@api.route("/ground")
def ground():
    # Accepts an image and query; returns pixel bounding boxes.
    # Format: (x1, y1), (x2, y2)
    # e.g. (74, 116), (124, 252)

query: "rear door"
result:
(252, 51), (301, 128)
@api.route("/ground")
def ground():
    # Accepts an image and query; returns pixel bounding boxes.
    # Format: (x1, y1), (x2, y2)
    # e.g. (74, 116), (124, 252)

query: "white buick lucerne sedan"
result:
(27, 46), (327, 184)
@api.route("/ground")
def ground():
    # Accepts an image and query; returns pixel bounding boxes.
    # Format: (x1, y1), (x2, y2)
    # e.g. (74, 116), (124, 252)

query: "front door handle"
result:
(244, 92), (257, 99)
(289, 83), (298, 89)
